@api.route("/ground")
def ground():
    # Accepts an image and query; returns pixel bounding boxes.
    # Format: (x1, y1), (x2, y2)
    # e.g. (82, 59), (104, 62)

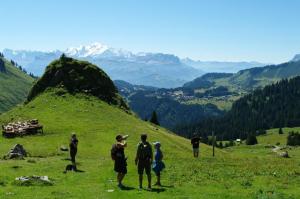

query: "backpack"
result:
(111, 144), (117, 160)
(137, 142), (152, 160)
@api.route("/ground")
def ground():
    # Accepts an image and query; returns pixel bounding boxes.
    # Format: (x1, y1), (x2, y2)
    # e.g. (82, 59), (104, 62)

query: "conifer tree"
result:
(150, 111), (159, 125)
(246, 133), (258, 145)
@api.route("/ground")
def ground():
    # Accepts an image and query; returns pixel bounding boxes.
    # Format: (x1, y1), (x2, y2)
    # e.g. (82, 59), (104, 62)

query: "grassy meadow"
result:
(0, 58), (34, 113)
(0, 90), (299, 199)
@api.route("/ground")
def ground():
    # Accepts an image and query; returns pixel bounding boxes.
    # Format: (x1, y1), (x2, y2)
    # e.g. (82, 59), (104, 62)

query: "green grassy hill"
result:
(184, 60), (300, 92)
(259, 127), (300, 146)
(0, 57), (34, 113)
(0, 90), (299, 199)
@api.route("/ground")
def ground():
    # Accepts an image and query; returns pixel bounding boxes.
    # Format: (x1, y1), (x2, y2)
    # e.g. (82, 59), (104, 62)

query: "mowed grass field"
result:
(0, 90), (299, 199)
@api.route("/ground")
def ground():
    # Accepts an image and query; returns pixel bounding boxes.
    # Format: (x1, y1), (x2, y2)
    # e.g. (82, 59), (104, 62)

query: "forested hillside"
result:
(115, 80), (223, 129)
(121, 60), (300, 133)
(175, 76), (300, 140)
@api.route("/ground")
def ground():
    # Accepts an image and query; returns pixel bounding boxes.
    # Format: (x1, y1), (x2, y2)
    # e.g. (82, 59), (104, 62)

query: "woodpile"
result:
(2, 119), (43, 138)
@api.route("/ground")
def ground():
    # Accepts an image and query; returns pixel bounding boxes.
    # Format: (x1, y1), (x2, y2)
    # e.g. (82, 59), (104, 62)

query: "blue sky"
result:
(1, 0), (300, 63)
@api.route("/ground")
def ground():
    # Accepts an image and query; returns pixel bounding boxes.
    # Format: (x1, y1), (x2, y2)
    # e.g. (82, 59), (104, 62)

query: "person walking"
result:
(135, 134), (153, 190)
(152, 142), (165, 186)
(191, 133), (201, 158)
(111, 134), (129, 189)
(69, 133), (78, 165)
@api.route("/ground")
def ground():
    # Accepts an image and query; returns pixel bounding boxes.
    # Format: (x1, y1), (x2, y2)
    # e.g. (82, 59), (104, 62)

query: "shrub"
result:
(278, 128), (283, 135)
(287, 131), (300, 146)
(201, 136), (208, 144)
(229, 140), (235, 146)
(207, 136), (216, 146)
(256, 129), (266, 135)
(246, 134), (258, 145)
(218, 141), (223, 148)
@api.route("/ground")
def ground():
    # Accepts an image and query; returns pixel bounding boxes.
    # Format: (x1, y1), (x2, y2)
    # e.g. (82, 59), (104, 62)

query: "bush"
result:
(287, 131), (300, 146)
(278, 128), (283, 135)
(207, 136), (216, 146)
(218, 141), (223, 148)
(246, 134), (258, 145)
(201, 136), (208, 144)
(229, 140), (235, 146)
(256, 129), (266, 135)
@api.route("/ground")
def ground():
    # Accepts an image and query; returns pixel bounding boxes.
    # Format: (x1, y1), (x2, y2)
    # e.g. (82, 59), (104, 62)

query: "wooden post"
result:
(212, 131), (215, 157)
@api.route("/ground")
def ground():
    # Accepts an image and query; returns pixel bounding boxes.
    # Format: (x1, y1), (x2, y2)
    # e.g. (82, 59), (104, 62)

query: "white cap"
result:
(153, 141), (161, 147)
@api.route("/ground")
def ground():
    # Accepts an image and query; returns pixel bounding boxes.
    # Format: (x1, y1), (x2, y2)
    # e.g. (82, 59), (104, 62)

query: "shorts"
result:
(114, 158), (127, 174)
(70, 149), (77, 163)
(193, 148), (199, 153)
(152, 161), (165, 176)
(138, 159), (151, 175)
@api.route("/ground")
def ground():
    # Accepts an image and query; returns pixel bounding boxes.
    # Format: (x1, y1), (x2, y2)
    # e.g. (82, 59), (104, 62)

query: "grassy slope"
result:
(0, 58), (34, 113)
(0, 90), (299, 199)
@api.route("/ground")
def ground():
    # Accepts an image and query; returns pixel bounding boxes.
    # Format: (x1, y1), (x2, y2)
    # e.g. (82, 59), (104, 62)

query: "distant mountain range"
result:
(291, 54), (300, 62)
(184, 59), (300, 91)
(3, 43), (201, 88)
(2, 42), (267, 88)
(181, 58), (267, 73)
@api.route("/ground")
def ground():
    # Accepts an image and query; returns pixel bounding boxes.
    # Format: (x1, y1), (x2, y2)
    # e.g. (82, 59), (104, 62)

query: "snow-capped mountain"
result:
(2, 42), (267, 88)
(65, 42), (135, 59)
(65, 42), (109, 57)
(2, 43), (203, 88)
(291, 54), (300, 62)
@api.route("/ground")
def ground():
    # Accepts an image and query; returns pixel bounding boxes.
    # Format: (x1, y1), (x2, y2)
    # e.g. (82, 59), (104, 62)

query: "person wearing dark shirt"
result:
(135, 134), (153, 190)
(191, 134), (201, 158)
(111, 134), (129, 189)
(69, 133), (78, 165)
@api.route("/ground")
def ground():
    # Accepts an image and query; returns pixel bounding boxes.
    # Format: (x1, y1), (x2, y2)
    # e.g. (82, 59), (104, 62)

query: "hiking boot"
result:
(118, 183), (125, 190)
(153, 182), (161, 186)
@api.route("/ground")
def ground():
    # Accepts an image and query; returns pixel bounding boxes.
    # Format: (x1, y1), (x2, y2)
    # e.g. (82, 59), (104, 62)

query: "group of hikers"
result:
(110, 133), (165, 190)
(67, 132), (201, 190)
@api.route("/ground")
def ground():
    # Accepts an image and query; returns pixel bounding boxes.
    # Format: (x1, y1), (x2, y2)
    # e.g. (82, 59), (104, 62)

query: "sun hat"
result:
(153, 141), (161, 147)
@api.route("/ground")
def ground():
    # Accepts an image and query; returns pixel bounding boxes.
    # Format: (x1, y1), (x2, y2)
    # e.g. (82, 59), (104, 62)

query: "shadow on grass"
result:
(148, 188), (166, 193)
(160, 185), (174, 188)
(11, 165), (22, 169)
(63, 169), (85, 174)
(75, 169), (85, 173)
(121, 186), (135, 191)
